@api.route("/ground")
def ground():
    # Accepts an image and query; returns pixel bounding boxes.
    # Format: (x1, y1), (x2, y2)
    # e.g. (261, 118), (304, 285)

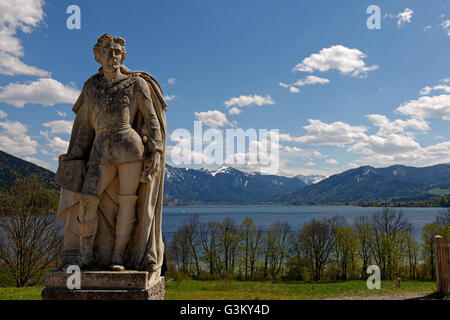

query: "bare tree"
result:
(436, 209), (450, 238)
(249, 226), (263, 279)
(169, 226), (191, 274)
(353, 215), (373, 279)
(0, 175), (62, 287)
(261, 221), (290, 279)
(183, 215), (202, 277)
(334, 225), (358, 280)
(419, 208), (450, 280)
(296, 217), (337, 281)
(220, 217), (240, 278)
(402, 231), (418, 280)
(368, 208), (412, 280)
(239, 218), (255, 279)
(421, 222), (440, 280)
(199, 221), (221, 276)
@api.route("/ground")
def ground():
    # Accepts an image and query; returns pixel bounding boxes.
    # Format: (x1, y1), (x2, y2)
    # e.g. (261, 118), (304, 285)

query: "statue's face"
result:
(98, 41), (124, 72)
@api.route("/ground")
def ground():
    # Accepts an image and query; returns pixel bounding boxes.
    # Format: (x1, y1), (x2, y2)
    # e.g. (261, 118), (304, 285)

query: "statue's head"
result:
(93, 34), (127, 73)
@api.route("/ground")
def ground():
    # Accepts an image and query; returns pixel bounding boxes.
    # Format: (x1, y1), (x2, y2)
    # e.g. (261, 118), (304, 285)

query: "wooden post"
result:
(435, 235), (442, 293)
(396, 277), (401, 289)
(434, 235), (450, 294)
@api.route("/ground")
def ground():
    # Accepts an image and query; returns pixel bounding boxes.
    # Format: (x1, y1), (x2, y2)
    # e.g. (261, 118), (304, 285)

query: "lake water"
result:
(162, 205), (443, 244)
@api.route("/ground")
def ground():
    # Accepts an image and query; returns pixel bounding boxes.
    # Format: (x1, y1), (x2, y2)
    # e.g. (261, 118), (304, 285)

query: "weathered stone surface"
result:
(42, 274), (165, 300)
(45, 33), (167, 301)
(147, 276), (165, 300)
(44, 270), (149, 290)
(56, 33), (167, 274)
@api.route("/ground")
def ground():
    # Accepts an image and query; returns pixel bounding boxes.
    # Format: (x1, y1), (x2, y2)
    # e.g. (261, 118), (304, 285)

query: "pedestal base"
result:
(41, 270), (164, 300)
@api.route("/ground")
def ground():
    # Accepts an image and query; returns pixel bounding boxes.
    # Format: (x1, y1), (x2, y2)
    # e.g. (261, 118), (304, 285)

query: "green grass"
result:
(0, 264), (46, 299)
(0, 280), (437, 300)
(0, 286), (44, 300)
(164, 279), (436, 300)
(428, 188), (450, 196)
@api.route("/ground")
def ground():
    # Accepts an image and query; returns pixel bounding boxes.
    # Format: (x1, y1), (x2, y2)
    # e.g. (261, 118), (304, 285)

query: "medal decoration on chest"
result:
(95, 75), (134, 110)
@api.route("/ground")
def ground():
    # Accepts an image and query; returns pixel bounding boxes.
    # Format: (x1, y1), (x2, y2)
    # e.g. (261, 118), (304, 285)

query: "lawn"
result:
(0, 286), (44, 300)
(164, 279), (436, 300)
(0, 280), (437, 300)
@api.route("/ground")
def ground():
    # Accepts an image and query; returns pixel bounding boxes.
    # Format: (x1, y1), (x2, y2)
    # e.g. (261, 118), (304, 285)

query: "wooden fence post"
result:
(434, 235), (450, 294)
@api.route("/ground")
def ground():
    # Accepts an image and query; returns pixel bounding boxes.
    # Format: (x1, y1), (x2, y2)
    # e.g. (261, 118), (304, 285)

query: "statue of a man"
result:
(55, 34), (167, 276)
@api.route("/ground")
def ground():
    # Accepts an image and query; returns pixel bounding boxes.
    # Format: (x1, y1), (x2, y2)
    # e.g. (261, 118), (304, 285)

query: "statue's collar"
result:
(93, 73), (132, 88)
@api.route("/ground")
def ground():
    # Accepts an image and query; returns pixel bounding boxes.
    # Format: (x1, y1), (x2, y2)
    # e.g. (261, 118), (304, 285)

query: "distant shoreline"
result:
(163, 202), (449, 208)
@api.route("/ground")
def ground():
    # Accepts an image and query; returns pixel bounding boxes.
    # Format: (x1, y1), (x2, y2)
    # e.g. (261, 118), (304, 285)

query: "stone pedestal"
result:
(41, 270), (165, 300)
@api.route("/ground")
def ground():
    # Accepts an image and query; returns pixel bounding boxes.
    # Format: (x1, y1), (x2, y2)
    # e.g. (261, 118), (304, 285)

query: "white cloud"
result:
(0, 52), (50, 77)
(291, 111), (449, 169)
(348, 133), (421, 156)
(268, 131), (297, 143)
(57, 110), (67, 117)
(420, 84), (450, 95)
(194, 110), (230, 128)
(280, 75), (329, 94)
(228, 107), (242, 115)
(305, 161), (315, 167)
(292, 45), (378, 77)
(24, 156), (52, 169)
(168, 78), (176, 84)
(296, 119), (368, 146)
(47, 136), (69, 154)
(0, 109), (7, 119)
(396, 94), (450, 120)
(366, 114), (430, 135)
(441, 20), (450, 36)
(224, 94), (275, 108)
(424, 141), (450, 161)
(164, 94), (178, 101)
(42, 120), (73, 135)
(397, 8), (414, 27)
(291, 115), (434, 167)
(0, 120), (38, 156)
(282, 146), (303, 153)
(348, 162), (359, 168)
(312, 150), (324, 158)
(325, 158), (338, 164)
(0, 78), (80, 108)
(424, 26), (432, 32)
(0, 0), (50, 76)
(279, 143), (325, 161)
(292, 75), (330, 87)
(356, 140), (450, 167)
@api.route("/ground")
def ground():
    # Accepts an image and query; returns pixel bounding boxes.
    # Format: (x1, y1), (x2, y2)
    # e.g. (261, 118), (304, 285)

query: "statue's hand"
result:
(140, 152), (161, 183)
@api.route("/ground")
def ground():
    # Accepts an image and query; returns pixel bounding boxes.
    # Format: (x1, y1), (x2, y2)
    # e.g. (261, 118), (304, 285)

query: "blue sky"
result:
(0, 0), (449, 176)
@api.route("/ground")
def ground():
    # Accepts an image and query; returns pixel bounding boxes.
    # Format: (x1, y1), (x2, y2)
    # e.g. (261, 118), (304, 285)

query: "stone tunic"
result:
(72, 73), (162, 165)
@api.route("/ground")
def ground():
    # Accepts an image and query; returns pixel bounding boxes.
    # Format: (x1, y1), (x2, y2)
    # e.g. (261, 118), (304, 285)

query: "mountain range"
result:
(273, 164), (450, 203)
(0, 150), (58, 191)
(164, 165), (306, 204)
(0, 149), (449, 204)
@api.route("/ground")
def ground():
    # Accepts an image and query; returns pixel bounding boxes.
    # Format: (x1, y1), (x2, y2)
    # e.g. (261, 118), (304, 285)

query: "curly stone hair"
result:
(93, 33), (127, 64)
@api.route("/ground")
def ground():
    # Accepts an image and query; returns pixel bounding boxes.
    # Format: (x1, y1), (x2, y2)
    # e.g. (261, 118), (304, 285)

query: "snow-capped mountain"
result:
(294, 174), (326, 185)
(163, 165), (306, 204)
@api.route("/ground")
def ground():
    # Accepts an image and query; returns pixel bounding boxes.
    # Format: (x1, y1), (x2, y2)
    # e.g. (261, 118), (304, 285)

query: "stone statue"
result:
(55, 34), (167, 280)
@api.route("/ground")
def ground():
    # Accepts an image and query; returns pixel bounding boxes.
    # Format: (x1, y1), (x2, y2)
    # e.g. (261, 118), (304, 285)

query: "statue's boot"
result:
(110, 195), (137, 271)
(78, 193), (99, 269)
